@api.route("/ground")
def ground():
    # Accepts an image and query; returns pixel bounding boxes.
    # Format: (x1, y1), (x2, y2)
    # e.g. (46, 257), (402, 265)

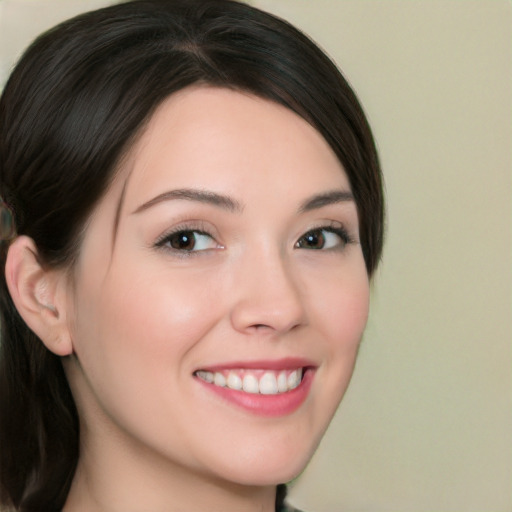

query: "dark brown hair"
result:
(0, 1), (384, 510)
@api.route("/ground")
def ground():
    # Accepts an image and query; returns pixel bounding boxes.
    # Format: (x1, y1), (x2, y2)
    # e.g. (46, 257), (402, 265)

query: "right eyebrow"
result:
(131, 188), (244, 215)
(298, 189), (355, 213)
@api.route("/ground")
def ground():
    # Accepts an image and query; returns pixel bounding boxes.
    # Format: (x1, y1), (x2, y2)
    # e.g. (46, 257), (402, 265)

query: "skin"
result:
(13, 87), (370, 511)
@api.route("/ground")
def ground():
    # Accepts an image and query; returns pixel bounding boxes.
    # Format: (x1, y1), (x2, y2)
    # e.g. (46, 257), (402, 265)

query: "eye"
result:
(295, 227), (350, 250)
(157, 230), (218, 252)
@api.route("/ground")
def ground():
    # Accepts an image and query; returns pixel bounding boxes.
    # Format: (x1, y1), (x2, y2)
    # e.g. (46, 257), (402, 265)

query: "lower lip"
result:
(195, 368), (314, 417)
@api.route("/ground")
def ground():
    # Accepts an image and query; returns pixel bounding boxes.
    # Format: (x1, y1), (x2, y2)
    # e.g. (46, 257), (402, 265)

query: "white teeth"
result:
(259, 372), (278, 395)
(242, 374), (259, 393)
(213, 372), (226, 387)
(287, 369), (301, 390)
(195, 368), (305, 394)
(277, 371), (288, 392)
(226, 372), (243, 391)
(196, 370), (214, 383)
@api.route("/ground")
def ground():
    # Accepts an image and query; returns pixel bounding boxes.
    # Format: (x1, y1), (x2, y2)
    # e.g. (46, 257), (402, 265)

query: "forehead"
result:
(117, 86), (350, 210)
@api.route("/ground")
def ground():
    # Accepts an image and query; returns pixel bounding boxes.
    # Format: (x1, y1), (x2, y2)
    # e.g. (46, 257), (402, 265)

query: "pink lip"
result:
(194, 361), (316, 418)
(196, 357), (316, 372)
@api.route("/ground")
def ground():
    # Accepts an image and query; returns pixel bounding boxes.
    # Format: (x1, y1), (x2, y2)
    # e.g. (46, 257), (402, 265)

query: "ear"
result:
(5, 236), (73, 356)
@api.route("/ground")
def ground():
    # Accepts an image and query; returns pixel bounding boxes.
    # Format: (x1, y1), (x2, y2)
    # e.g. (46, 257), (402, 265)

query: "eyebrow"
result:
(132, 187), (354, 216)
(132, 188), (244, 214)
(298, 189), (355, 213)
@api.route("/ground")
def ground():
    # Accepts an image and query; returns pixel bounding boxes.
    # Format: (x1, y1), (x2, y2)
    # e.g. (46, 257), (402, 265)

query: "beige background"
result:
(1, 1), (511, 511)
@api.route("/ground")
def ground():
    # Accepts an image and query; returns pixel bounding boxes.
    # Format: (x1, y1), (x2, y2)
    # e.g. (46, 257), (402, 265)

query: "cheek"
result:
(65, 263), (230, 471)
(68, 263), (223, 419)
(99, 268), (219, 369)
(308, 259), (370, 352)
(305, 259), (370, 400)
(327, 283), (369, 351)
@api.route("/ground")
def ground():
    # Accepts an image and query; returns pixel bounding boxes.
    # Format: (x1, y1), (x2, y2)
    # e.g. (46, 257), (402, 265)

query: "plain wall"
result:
(1, 1), (511, 511)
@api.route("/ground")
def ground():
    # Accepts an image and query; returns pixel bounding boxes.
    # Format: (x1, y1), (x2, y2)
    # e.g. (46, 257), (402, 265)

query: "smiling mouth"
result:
(194, 368), (305, 395)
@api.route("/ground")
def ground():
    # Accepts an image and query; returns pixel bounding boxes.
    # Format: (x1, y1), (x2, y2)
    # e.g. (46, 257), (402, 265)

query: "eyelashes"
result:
(154, 222), (355, 256)
(154, 221), (222, 254)
(295, 226), (353, 250)
(156, 230), (218, 252)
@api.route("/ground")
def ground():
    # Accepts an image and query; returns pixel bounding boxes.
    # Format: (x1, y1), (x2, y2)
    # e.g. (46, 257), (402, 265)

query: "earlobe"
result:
(5, 236), (73, 356)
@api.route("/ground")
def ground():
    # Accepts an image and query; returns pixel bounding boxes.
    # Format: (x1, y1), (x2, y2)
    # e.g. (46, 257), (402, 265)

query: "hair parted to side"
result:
(0, 0), (384, 510)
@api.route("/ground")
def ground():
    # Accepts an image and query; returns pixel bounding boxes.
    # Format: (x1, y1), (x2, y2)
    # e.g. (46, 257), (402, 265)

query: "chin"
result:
(231, 454), (314, 487)
(208, 431), (324, 487)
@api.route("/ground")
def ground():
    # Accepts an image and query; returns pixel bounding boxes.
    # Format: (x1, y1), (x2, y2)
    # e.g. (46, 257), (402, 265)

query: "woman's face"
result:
(64, 86), (369, 486)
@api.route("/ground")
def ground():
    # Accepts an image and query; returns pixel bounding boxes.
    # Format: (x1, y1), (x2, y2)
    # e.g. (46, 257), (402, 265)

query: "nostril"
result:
(246, 323), (275, 333)
(246, 321), (302, 335)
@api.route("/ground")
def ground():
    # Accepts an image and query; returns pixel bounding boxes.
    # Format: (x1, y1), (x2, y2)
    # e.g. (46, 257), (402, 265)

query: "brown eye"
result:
(160, 230), (217, 252)
(295, 227), (350, 250)
(296, 229), (326, 249)
(168, 231), (196, 250)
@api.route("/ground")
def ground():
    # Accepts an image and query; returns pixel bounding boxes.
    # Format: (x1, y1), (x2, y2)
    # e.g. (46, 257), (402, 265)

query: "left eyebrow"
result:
(298, 190), (355, 213)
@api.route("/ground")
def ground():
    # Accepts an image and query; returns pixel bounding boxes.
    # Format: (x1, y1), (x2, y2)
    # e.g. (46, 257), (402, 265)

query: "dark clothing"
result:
(279, 504), (304, 512)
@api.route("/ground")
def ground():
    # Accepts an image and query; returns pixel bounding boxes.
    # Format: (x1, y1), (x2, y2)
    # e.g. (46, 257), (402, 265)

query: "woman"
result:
(0, 0), (384, 510)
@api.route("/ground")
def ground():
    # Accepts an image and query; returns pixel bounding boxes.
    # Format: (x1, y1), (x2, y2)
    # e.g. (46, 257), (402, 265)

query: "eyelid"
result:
(295, 221), (357, 250)
(154, 221), (222, 253)
(308, 220), (355, 239)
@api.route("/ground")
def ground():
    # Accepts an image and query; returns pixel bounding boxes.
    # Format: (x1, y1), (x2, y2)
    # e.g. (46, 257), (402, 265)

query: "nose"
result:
(229, 250), (307, 335)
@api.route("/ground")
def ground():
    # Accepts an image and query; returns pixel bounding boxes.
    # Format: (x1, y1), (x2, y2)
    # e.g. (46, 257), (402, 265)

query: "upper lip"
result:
(194, 357), (317, 373)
